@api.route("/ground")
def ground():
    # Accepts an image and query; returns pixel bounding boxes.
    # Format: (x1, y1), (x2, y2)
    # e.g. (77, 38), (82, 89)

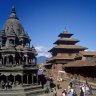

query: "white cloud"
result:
(35, 45), (51, 58)
(35, 46), (48, 52)
(85, 49), (96, 51)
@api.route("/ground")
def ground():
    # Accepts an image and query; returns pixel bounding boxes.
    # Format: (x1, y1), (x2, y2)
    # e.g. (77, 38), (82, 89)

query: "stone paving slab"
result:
(37, 93), (53, 96)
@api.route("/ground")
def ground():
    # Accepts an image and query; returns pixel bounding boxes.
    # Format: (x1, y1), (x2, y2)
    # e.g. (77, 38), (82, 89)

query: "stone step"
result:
(0, 89), (45, 96)
(25, 89), (45, 96)
(24, 85), (43, 91)
(0, 85), (42, 92)
(0, 85), (46, 96)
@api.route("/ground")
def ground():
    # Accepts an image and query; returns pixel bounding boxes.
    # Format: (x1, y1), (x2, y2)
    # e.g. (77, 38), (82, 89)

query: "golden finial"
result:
(63, 27), (68, 33)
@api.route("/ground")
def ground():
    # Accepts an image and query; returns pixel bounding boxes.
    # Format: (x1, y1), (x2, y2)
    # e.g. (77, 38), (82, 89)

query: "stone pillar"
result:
(14, 76), (15, 82)
(3, 56), (4, 65)
(6, 76), (8, 83)
(36, 74), (38, 84)
(13, 56), (15, 64)
(14, 76), (17, 86)
(32, 74), (33, 84)
(14, 76), (15, 83)
(29, 59), (31, 63)
(26, 56), (28, 64)
(0, 58), (2, 65)
(21, 75), (23, 85)
(19, 58), (20, 65)
(27, 75), (28, 84)
(7, 56), (9, 64)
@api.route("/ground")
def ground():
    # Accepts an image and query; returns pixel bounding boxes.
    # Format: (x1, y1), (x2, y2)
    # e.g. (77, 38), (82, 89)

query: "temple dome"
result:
(4, 5), (24, 37)
(4, 19), (24, 36)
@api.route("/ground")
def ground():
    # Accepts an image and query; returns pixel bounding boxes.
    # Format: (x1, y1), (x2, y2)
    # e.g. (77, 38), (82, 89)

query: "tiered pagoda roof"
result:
(47, 28), (87, 63)
(49, 45), (87, 51)
(64, 57), (96, 67)
(58, 29), (73, 37)
(80, 51), (96, 56)
(54, 38), (79, 44)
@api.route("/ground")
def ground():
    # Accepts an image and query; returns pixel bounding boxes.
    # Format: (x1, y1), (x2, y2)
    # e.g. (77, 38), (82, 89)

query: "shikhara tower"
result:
(0, 5), (45, 96)
(0, 5), (37, 66)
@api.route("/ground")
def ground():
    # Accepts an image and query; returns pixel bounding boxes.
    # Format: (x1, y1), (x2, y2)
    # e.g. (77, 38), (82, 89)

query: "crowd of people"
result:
(0, 80), (21, 90)
(0, 76), (94, 96)
(43, 76), (94, 96)
(61, 80), (93, 96)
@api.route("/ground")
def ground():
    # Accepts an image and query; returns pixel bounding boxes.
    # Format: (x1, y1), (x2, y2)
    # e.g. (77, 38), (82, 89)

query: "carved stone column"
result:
(7, 56), (9, 64)
(3, 56), (4, 65)
(32, 74), (33, 84)
(14, 76), (15, 83)
(6, 76), (8, 83)
(21, 75), (23, 85)
(36, 74), (38, 84)
(26, 56), (28, 64)
(13, 55), (16, 64)
(27, 75), (28, 84)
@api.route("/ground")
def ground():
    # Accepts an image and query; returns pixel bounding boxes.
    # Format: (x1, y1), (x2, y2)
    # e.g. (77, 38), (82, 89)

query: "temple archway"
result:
(23, 74), (27, 84)
(23, 56), (26, 64)
(33, 74), (36, 83)
(15, 52), (20, 64)
(4, 56), (7, 65)
(32, 57), (37, 64)
(1, 75), (6, 83)
(28, 75), (32, 84)
(15, 74), (21, 84)
(19, 52), (24, 64)
(9, 39), (14, 45)
(8, 74), (14, 83)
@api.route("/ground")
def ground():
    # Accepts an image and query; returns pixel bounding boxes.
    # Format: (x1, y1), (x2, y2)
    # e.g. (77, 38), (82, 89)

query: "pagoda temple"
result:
(0, 5), (45, 96)
(47, 28), (87, 80)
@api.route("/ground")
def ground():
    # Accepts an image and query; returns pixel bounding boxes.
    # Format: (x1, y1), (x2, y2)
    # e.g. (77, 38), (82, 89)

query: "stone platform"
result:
(0, 84), (45, 96)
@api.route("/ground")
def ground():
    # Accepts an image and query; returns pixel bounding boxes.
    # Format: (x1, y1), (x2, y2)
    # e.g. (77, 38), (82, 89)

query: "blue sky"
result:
(0, 0), (96, 57)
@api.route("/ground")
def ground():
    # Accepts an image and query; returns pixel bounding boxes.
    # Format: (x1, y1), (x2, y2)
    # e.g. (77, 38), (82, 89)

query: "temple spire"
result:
(11, 4), (16, 14)
(9, 3), (19, 19)
(63, 27), (68, 33)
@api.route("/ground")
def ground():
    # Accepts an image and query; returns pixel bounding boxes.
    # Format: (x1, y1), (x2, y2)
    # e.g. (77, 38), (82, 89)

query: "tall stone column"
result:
(19, 58), (20, 65)
(6, 76), (8, 83)
(0, 58), (2, 65)
(27, 75), (28, 84)
(13, 55), (15, 64)
(7, 56), (9, 64)
(26, 56), (28, 64)
(14, 76), (17, 86)
(36, 74), (38, 84)
(3, 56), (5, 65)
(14, 76), (15, 83)
(0, 55), (2, 65)
(31, 74), (33, 84)
(21, 75), (23, 85)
